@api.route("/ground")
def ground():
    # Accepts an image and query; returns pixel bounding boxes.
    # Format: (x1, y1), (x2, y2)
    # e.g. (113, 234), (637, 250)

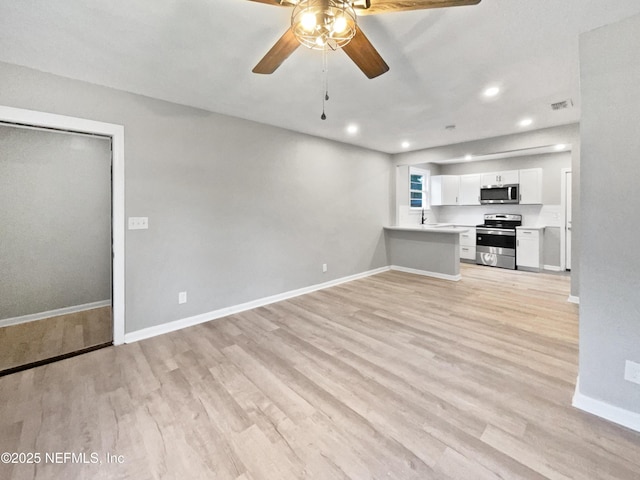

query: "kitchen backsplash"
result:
(399, 204), (563, 228)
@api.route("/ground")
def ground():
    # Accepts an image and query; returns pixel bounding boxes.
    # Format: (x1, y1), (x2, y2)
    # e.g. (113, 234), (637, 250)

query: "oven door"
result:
(476, 228), (516, 255)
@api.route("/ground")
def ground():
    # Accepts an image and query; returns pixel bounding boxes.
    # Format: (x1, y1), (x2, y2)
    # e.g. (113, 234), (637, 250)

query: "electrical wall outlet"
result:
(178, 291), (187, 304)
(322, 263), (328, 273)
(128, 217), (148, 230)
(624, 360), (640, 385)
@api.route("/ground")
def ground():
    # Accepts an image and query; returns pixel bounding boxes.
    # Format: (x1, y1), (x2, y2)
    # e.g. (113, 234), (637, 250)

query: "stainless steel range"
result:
(476, 214), (522, 270)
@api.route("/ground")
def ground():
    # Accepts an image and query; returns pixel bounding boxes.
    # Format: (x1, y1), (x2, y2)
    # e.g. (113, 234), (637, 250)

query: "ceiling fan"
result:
(249, 0), (482, 79)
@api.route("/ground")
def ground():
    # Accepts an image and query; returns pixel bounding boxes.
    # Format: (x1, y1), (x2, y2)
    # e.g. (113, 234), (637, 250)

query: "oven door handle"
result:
(476, 228), (516, 236)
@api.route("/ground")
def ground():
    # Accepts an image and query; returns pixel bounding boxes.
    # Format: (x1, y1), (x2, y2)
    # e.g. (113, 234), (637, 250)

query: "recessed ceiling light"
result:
(401, 141), (410, 149)
(554, 144), (567, 151)
(346, 124), (359, 135)
(484, 86), (500, 97)
(465, 154), (473, 160)
(519, 118), (533, 127)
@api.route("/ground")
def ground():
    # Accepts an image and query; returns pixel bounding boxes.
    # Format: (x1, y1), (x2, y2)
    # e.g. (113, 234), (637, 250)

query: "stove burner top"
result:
(477, 213), (522, 230)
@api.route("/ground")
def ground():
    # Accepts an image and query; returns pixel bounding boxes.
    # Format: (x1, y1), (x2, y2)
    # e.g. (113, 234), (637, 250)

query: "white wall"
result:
(578, 12), (640, 416)
(0, 61), (392, 334)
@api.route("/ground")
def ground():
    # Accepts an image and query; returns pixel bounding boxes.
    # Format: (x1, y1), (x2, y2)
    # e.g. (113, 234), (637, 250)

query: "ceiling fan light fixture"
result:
(333, 15), (348, 33)
(300, 12), (317, 31)
(292, 0), (357, 51)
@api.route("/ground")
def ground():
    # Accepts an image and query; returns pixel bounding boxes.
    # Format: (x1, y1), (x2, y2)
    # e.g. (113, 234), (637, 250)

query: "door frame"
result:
(560, 167), (572, 272)
(0, 105), (125, 345)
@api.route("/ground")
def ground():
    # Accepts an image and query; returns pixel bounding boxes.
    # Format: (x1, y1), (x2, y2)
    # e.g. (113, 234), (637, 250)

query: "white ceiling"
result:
(1, 0), (640, 154)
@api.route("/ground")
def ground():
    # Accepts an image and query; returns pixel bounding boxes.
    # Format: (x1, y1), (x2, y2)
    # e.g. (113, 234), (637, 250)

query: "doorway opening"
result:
(0, 106), (125, 375)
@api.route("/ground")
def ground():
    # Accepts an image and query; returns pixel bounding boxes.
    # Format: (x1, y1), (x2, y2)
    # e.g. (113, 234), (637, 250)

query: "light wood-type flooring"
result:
(0, 306), (112, 373)
(1, 264), (639, 479)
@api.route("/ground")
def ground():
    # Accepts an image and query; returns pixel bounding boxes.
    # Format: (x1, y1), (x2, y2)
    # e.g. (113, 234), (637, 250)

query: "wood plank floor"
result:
(0, 306), (112, 373)
(1, 264), (639, 479)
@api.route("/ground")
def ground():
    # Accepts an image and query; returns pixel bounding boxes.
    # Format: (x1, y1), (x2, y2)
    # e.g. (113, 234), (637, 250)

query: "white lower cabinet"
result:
(516, 228), (543, 270)
(460, 245), (476, 261)
(460, 228), (476, 261)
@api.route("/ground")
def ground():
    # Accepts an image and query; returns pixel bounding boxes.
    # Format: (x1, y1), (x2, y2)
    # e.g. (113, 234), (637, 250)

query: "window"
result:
(409, 167), (430, 209)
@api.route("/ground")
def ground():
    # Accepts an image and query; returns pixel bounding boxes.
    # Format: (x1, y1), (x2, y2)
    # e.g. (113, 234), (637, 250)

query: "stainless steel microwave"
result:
(480, 184), (519, 204)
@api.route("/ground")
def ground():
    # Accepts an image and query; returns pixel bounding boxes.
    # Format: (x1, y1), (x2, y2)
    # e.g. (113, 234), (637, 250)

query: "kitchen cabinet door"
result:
(431, 175), (459, 206)
(519, 168), (543, 204)
(481, 172), (500, 187)
(459, 174), (481, 205)
(460, 245), (476, 260)
(460, 228), (476, 246)
(516, 229), (542, 270)
(482, 170), (519, 186)
(500, 170), (520, 185)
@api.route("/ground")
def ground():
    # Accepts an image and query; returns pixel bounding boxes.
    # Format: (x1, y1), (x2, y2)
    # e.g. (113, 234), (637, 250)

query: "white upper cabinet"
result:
(481, 170), (519, 186)
(519, 168), (543, 204)
(430, 175), (460, 206)
(459, 174), (481, 205)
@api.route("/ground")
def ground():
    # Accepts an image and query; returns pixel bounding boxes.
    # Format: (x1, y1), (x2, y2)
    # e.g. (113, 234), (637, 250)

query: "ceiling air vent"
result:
(551, 99), (574, 111)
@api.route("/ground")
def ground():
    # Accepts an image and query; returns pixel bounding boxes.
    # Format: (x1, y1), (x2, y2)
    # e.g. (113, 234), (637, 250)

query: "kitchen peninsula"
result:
(384, 225), (469, 281)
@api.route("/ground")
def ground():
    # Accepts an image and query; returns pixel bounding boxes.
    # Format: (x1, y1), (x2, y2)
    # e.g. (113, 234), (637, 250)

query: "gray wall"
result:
(393, 124), (580, 293)
(0, 126), (111, 319)
(0, 62), (392, 334)
(385, 230), (460, 277)
(578, 13), (640, 413)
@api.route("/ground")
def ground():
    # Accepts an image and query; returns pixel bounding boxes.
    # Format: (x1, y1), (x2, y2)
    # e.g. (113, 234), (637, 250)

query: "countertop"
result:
(384, 225), (470, 234)
(516, 226), (546, 230)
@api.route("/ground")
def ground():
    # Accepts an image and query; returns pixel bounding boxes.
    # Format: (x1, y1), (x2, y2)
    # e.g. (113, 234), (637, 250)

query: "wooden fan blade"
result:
(252, 28), (300, 74)
(342, 26), (390, 79)
(358, 0), (481, 15)
(246, 0), (294, 7)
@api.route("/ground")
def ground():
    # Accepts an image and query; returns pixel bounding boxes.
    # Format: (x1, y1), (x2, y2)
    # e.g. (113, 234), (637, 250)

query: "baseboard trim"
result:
(390, 265), (462, 282)
(0, 300), (112, 328)
(124, 266), (391, 344)
(568, 295), (580, 304)
(573, 377), (640, 433)
(543, 265), (562, 272)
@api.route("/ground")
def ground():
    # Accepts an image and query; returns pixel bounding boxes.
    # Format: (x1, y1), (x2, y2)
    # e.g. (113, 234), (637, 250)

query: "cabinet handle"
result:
(519, 194), (522, 201)
(517, 239), (519, 247)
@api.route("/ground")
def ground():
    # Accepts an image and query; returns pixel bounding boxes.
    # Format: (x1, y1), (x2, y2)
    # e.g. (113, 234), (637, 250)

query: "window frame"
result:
(409, 166), (430, 210)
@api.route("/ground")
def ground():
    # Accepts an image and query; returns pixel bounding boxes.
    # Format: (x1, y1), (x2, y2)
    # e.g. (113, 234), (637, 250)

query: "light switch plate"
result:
(624, 360), (640, 385)
(128, 217), (148, 230)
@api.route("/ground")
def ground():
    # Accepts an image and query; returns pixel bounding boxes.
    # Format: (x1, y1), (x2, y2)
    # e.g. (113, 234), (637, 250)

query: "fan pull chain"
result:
(321, 46), (329, 120)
